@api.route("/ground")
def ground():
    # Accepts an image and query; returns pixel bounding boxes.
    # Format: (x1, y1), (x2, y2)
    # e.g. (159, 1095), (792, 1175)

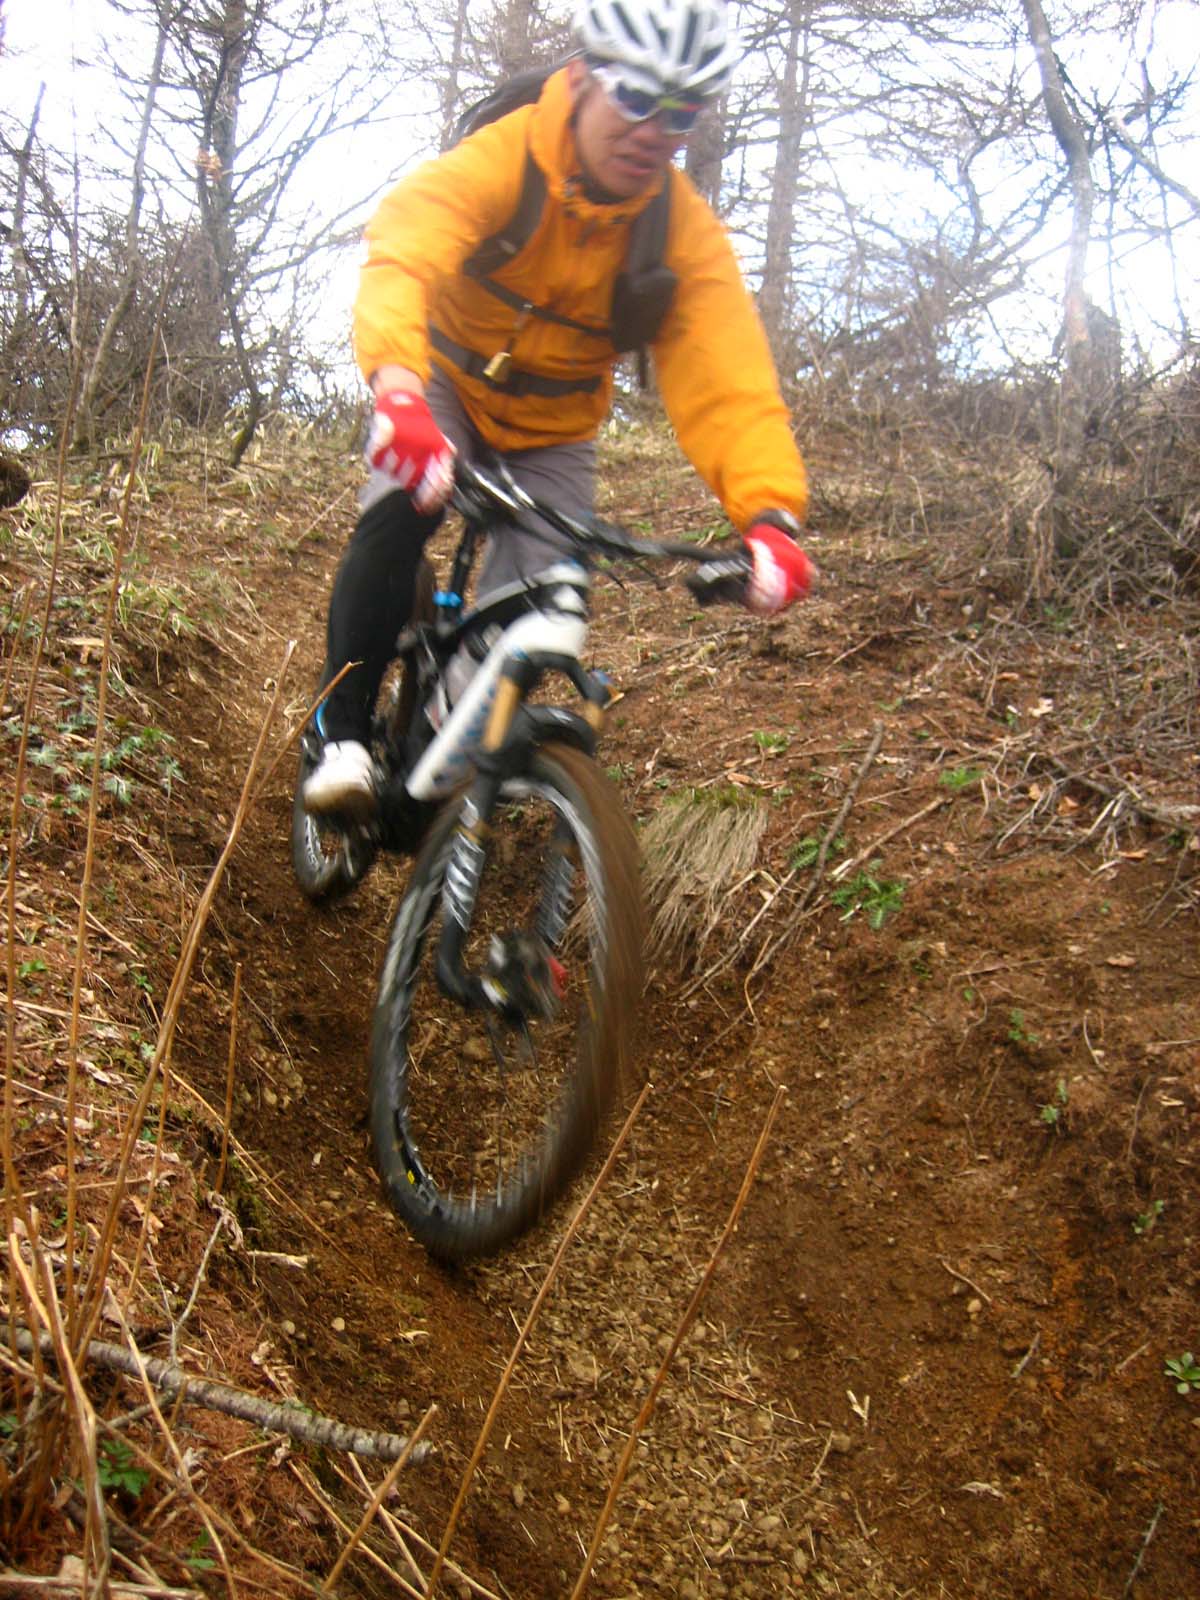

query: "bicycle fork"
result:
(435, 799), (572, 1025)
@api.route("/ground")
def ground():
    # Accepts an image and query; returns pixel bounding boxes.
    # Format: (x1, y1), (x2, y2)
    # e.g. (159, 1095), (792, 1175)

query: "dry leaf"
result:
(1105, 954), (1137, 968)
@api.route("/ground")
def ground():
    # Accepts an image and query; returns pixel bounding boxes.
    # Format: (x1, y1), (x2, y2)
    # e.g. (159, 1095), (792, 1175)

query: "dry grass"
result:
(640, 785), (770, 966)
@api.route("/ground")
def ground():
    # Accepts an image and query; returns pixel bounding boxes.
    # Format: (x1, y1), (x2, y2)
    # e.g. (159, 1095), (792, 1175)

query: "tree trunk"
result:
(758, 1), (811, 371)
(196, 0), (264, 464)
(498, 0), (535, 75)
(439, 0), (470, 150)
(685, 96), (726, 211)
(1020, 0), (1095, 572)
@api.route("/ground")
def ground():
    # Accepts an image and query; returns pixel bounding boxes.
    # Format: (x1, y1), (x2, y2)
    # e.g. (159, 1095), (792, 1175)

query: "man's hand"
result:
(366, 389), (455, 513)
(743, 517), (814, 615)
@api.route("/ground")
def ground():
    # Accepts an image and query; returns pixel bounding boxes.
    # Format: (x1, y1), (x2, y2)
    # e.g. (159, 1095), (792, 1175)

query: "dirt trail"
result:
(139, 443), (1198, 1599)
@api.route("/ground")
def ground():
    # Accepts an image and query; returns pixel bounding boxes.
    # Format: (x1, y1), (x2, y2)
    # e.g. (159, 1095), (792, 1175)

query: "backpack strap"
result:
(464, 152), (548, 280)
(463, 153), (610, 339)
(627, 171), (672, 277)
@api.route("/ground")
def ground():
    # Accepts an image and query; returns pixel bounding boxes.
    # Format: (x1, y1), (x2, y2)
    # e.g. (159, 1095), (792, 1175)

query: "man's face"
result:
(567, 59), (691, 199)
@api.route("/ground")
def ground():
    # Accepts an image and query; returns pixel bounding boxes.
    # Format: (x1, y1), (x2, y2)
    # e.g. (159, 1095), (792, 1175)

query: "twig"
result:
(321, 1404), (437, 1592)
(747, 746), (939, 990)
(809, 1431), (835, 1485)
(1010, 1331), (1041, 1379)
(2, 1338), (304, 1593)
(282, 483), (353, 553)
(1121, 1500), (1164, 1598)
(569, 1085), (786, 1600)
(333, 1459), (502, 1600)
(343, 1458), (429, 1591)
(0, 1577), (200, 1598)
(800, 721), (885, 909)
(66, 250), (176, 1340)
(169, 1212), (227, 1363)
(828, 793), (952, 884)
(14, 1328), (432, 1462)
(108, 1306), (238, 1600)
(1126, 1076), (1152, 1161)
(289, 1462), (429, 1599)
(215, 963), (242, 1194)
(1115, 1340), (1149, 1375)
(10, 1234), (111, 1593)
(937, 1256), (993, 1306)
(424, 1082), (653, 1596)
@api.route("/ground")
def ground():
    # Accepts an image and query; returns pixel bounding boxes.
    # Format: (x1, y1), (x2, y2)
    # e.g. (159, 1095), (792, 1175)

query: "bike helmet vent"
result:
(575, 0), (741, 98)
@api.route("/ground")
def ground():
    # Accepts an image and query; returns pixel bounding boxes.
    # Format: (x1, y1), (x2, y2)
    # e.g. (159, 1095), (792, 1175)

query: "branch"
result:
(1099, 107), (1200, 218)
(14, 1329), (432, 1463)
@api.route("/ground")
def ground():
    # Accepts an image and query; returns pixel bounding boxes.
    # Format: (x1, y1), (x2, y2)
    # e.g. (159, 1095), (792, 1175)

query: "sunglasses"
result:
(589, 64), (707, 135)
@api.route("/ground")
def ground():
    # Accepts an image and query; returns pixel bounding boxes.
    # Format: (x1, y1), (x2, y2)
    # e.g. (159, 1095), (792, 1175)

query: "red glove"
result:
(366, 390), (455, 513)
(743, 518), (814, 615)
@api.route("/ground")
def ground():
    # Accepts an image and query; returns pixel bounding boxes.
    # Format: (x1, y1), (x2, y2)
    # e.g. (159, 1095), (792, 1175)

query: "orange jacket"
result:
(354, 69), (807, 531)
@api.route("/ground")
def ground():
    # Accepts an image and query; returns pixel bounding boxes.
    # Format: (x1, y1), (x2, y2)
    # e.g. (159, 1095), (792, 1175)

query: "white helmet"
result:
(575, 0), (741, 98)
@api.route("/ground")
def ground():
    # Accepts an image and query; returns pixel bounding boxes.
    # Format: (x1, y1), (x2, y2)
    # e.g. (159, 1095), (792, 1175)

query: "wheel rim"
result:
(377, 773), (612, 1226)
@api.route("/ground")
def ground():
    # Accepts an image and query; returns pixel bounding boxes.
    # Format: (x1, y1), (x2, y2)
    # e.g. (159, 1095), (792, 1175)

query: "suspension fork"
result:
(433, 651), (605, 1011)
(433, 659), (528, 1010)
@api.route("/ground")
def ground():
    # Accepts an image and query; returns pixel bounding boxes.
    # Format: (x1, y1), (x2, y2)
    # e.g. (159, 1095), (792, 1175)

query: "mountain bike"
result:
(291, 458), (752, 1260)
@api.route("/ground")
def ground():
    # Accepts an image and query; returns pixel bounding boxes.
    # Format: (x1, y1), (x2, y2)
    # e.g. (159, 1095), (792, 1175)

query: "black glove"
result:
(685, 552), (753, 607)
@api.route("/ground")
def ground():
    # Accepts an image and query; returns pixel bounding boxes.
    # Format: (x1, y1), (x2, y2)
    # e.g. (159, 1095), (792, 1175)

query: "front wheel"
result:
(370, 744), (643, 1260)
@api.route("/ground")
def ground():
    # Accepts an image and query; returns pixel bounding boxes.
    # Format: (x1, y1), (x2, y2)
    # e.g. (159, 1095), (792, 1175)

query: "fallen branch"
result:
(14, 1329), (430, 1463)
(0, 1573), (199, 1599)
(570, 1085), (786, 1600)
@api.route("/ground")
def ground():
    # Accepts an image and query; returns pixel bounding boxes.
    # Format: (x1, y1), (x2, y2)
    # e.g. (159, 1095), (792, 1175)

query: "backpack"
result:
(450, 63), (677, 384)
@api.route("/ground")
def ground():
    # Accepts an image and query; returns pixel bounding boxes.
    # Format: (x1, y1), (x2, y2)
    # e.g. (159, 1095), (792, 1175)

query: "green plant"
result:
(1133, 1200), (1165, 1236)
(830, 862), (905, 930)
(789, 834), (847, 871)
(18, 958), (48, 981)
(97, 1438), (150, 1498)
(1007, 1009), (1039, 1046)
(940, 765), (984, 790)
(183, 1532), (217, 1575)
(752, 729), (790, 754)
(1039, 1078), (1069, 1126)
(0, 1413), (17, 1437)
(1164, 1353), (1200, 1394)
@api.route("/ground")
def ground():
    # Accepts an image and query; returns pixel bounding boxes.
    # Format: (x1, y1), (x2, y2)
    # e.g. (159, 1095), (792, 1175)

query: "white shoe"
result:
(303, 740), (377, 819)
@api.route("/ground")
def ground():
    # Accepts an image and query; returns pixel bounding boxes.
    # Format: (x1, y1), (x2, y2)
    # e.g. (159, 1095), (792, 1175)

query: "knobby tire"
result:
(370, 743), (644, 1260)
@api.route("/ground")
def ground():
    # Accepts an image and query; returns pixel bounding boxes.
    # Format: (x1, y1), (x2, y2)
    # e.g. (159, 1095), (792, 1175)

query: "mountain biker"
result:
(304, 0), (814, 818)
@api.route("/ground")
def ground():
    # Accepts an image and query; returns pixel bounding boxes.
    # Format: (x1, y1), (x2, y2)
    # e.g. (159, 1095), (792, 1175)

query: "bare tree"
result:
(1020, 0), (1095, 519)
(755, 0), (812, 364)
(72, 3), (172, 448)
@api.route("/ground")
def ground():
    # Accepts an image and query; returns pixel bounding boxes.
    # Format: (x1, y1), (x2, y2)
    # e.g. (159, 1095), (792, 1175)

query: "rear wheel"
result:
(370, 743), (643, 1260)
(290, 741), (377, 904)
(291, 558), (437, 903)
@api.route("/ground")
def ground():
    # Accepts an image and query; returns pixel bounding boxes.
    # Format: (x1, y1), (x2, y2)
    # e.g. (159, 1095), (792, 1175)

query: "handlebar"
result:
(451, 456), (750, 599)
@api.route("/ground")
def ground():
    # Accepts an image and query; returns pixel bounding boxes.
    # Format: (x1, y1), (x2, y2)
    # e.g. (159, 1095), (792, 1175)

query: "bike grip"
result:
(685, 554), (753, 606)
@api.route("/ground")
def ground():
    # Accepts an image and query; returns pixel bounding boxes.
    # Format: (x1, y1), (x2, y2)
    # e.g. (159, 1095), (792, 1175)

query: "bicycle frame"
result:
(404, 562), (597, 802)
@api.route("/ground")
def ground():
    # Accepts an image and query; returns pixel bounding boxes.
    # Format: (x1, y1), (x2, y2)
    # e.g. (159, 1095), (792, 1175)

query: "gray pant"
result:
(359, 367), (597, 599)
